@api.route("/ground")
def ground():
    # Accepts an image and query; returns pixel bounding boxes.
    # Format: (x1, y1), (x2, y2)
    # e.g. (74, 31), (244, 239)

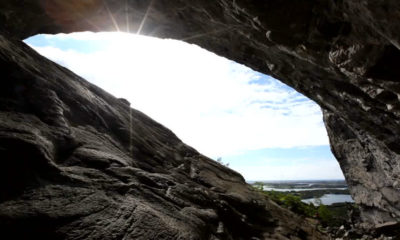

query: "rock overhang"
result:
(0, 0), (400, 234)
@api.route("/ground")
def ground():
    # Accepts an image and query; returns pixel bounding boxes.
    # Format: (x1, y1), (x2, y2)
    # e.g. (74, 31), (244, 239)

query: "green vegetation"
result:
(293, 189), (349, 199)
(253, 182), (264, 190)
(256, 188), (357, 228)
(261, 181), (347, 189)
(259, 181), (350, 199)
(262, 190), (317, 218)
(215, 157), (230, 167)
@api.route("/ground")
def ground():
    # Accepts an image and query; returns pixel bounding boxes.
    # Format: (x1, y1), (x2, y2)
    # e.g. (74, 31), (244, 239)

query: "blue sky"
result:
(24, 32), (344, 180)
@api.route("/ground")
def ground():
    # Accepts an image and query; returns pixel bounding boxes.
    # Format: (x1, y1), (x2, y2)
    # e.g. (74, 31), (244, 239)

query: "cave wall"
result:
(0, 0), (399, 229)
(0, 26), (327, 239)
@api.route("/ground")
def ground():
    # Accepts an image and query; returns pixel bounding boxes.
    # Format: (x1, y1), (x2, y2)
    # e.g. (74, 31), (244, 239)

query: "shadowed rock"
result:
(0, 34), (325, 239)
(0, 0), (400, 236)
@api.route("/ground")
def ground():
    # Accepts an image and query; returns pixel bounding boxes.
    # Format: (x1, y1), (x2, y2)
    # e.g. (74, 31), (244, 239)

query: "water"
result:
(253, 180), (352, 205)
(302, 194), (354, 205)
(262, 187), (348, 192)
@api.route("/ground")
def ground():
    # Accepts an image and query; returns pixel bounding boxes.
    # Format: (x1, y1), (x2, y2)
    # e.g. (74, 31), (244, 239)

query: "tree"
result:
(215, 157), (230, 167)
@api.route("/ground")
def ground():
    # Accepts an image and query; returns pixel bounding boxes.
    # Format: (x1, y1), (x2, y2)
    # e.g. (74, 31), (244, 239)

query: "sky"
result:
(24, 32), (344, 180)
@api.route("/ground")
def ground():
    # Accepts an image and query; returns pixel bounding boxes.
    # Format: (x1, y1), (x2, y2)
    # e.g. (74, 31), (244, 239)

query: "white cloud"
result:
(43, 31), (121, 41)
(26, 32), (329, 159)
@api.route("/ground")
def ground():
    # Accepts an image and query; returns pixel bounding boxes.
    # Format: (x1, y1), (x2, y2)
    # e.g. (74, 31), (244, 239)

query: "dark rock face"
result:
(324, 111), (400, 229)
(0, 0), (400, 234)
(0, 34), (326, 239)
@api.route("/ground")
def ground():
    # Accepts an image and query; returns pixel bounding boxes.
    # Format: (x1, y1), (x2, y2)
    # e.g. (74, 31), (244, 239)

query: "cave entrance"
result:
(24, 32), (344, 183)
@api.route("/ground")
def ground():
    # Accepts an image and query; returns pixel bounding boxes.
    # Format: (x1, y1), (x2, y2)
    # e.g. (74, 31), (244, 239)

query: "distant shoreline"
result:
(247, 179), (345, 182)
(246, 179), (346, 184)
(249, 179), (353, 204)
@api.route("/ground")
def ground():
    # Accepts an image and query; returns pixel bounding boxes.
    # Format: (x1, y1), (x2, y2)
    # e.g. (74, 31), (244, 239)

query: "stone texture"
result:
(0, 33), (325, 239)
(324, 110), (400, 229)
(0, 0), (400, 234)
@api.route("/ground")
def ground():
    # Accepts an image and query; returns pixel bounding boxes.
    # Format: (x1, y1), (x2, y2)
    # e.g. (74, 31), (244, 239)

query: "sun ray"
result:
(103, 0), (121, 32)
(137, 0), (154, 35)
(83, 18), (102, 32)
(125, 0), (130, 33)
(179, 27), (234, 41)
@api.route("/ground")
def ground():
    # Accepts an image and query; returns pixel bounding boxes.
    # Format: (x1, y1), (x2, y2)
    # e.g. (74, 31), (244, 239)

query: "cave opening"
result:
(2, 0), (400, 235)
(24, 32), (346, 183)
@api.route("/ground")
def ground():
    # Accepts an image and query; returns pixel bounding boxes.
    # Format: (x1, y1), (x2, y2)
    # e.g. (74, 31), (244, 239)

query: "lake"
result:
(262, 187), (348, 192)
(302, 194), (354, 205)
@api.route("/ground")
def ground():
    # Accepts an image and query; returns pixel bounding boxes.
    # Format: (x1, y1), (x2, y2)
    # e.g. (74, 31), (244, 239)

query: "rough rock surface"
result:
(0, 0), (400, 234)
(0, 33), (326, 239)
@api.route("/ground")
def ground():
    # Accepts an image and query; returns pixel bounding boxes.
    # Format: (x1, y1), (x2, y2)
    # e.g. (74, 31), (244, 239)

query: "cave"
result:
(0, 1), (400, 239)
